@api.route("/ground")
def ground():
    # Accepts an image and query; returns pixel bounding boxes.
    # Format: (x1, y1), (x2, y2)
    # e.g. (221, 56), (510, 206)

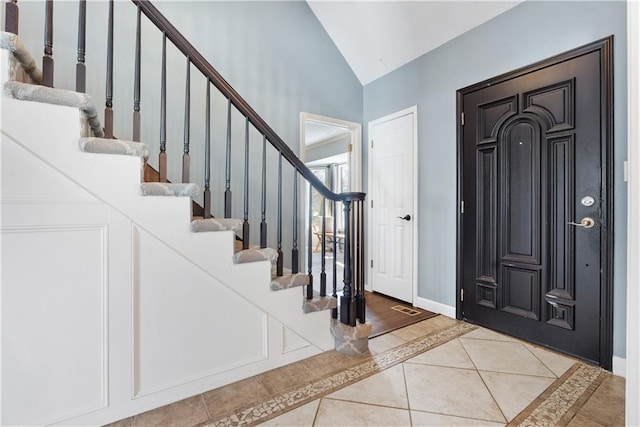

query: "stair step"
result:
(79, 137), (149, 160)
(1, 31), (42, 84)
(140, 182), (199, 198)
(4, 80), (103, 137)
(302, 291), (338, 313)
(233, 247), (277, 264)
(191, 217), (242, 233)
(330, 318), (372, 356)
(270, 269), (309, 291)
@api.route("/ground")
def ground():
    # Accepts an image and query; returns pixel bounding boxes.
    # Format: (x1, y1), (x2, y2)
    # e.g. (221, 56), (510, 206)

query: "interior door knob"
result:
(397, 214), (411, 221)
(567, 217), (595, 229)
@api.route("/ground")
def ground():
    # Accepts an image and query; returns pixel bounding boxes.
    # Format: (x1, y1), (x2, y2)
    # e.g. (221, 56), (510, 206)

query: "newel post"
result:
(339, 193), (366, 327)
(340, 198), (355, 326)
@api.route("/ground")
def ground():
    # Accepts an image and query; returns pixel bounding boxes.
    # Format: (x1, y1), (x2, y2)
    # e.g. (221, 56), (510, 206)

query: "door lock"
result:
(567, 217), (595, 229)
(397, 214), (411, 221)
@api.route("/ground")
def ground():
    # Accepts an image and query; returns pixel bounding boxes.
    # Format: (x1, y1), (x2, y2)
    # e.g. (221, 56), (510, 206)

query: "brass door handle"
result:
(567, 217), (595, 229)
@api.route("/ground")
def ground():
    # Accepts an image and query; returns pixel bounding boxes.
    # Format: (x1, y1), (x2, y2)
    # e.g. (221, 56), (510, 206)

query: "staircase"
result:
(0, 1), (368, 425)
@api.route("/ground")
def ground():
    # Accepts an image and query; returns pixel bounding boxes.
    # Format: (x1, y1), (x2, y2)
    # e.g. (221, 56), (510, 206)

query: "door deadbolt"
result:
(567, 217), (595, 229)
(581, 196), (596, 207)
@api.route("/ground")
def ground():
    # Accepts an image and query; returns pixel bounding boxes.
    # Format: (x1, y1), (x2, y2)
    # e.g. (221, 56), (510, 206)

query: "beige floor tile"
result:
(406, 338), (475, 369)
(566, 413), (606, 427)
(410, 411), (506, 426)
(479, 371), (555, 421)
(415, 315), (459, 333)
(462, 327), (519, 342)
(403, 364), (505, 423)
(257, 362), (317, 394)
(389, 316), (457, 342)
(368, 332), (408, 354)
(390, 321), (430, 341)
(460, 338), (555, 377)
(524, 343), (577, 377)
(314, 398), (411, 426)
(103, 417), (133, 427)
(327, 363), (409, 409)
(574, 374), (625, 426)
(133, 395), (209, 427)
(259, 400), (320, 427)
(203, 376), (271, 420)
(300, 350), (362, 378)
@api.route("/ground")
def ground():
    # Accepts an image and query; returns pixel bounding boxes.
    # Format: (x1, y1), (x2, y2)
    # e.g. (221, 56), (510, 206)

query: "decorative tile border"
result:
(206, 322), (477, 427)
(508, 362), (608, 427)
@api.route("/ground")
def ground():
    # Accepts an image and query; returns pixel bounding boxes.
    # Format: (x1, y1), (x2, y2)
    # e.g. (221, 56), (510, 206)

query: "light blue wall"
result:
(363, 1), (627, 357)
(154, 1), (363, 145)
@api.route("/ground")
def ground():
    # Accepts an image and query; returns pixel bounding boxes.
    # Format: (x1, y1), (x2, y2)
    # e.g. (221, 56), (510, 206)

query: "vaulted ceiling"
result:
(306, 1), (524, 85)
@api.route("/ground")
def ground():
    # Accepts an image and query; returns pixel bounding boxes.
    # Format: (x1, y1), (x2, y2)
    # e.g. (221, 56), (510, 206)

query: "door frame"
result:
(299, 112), (362, 192)
(455, 37), (614, 369)
(367, 106), (418, 302)
(299, 112), (362, 274)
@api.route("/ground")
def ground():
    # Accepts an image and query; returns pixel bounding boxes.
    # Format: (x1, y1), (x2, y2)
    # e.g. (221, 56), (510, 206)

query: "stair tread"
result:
(233, 247), (277, 264)
(4, 80), (103, 137)
(80, 137), (149, 160)
(302, 291), (338, 313)
(140, 182), (199, 198)
(191, 217), (242, 233)
(270, 269), (309, 291)
(1, 32), (42, 84)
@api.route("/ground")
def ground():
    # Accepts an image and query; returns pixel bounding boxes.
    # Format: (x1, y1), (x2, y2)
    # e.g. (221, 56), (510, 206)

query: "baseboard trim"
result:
(414, 296), (456, 318)
(612, 355), (626, 377)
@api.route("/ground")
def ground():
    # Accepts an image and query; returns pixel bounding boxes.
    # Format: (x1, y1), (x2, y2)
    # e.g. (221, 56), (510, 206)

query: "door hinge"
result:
(370, 259), (373, 268)
(371, 200), (373, 208)
(347, 143), (353, 153)
(460, 288), (464, 301)
(370, 140), (374, 149)
(460, 200), (465, 214)
(461, 112), (465, 126)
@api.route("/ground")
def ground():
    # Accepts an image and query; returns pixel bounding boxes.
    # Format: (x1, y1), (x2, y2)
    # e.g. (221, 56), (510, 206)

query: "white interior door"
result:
(369, 108), (416, 303)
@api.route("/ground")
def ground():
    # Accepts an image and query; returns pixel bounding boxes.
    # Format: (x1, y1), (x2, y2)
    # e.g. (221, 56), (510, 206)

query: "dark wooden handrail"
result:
(132, 0), (362, 203)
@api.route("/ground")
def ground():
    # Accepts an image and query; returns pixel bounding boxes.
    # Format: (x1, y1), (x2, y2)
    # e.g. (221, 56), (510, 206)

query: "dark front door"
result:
(458, 38), (613, 367)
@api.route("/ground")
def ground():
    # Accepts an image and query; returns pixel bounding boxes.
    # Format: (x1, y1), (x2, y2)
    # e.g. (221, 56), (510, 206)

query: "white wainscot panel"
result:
(281, 326), (311, 354)
(133, 226), (268, 397)
(1, 226), (108, 426)
(1, 133), (98, 204)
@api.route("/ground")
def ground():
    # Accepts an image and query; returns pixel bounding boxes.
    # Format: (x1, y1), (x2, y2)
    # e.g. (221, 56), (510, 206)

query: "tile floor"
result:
(110, 316), (625, 427)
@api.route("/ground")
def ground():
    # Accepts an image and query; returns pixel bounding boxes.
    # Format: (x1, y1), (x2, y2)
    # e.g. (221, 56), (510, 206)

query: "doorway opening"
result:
(299, 113), (361, 293)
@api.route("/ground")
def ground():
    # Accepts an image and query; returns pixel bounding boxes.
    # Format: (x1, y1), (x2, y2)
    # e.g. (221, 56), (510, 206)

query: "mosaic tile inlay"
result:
(508, 362), (607, 427)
